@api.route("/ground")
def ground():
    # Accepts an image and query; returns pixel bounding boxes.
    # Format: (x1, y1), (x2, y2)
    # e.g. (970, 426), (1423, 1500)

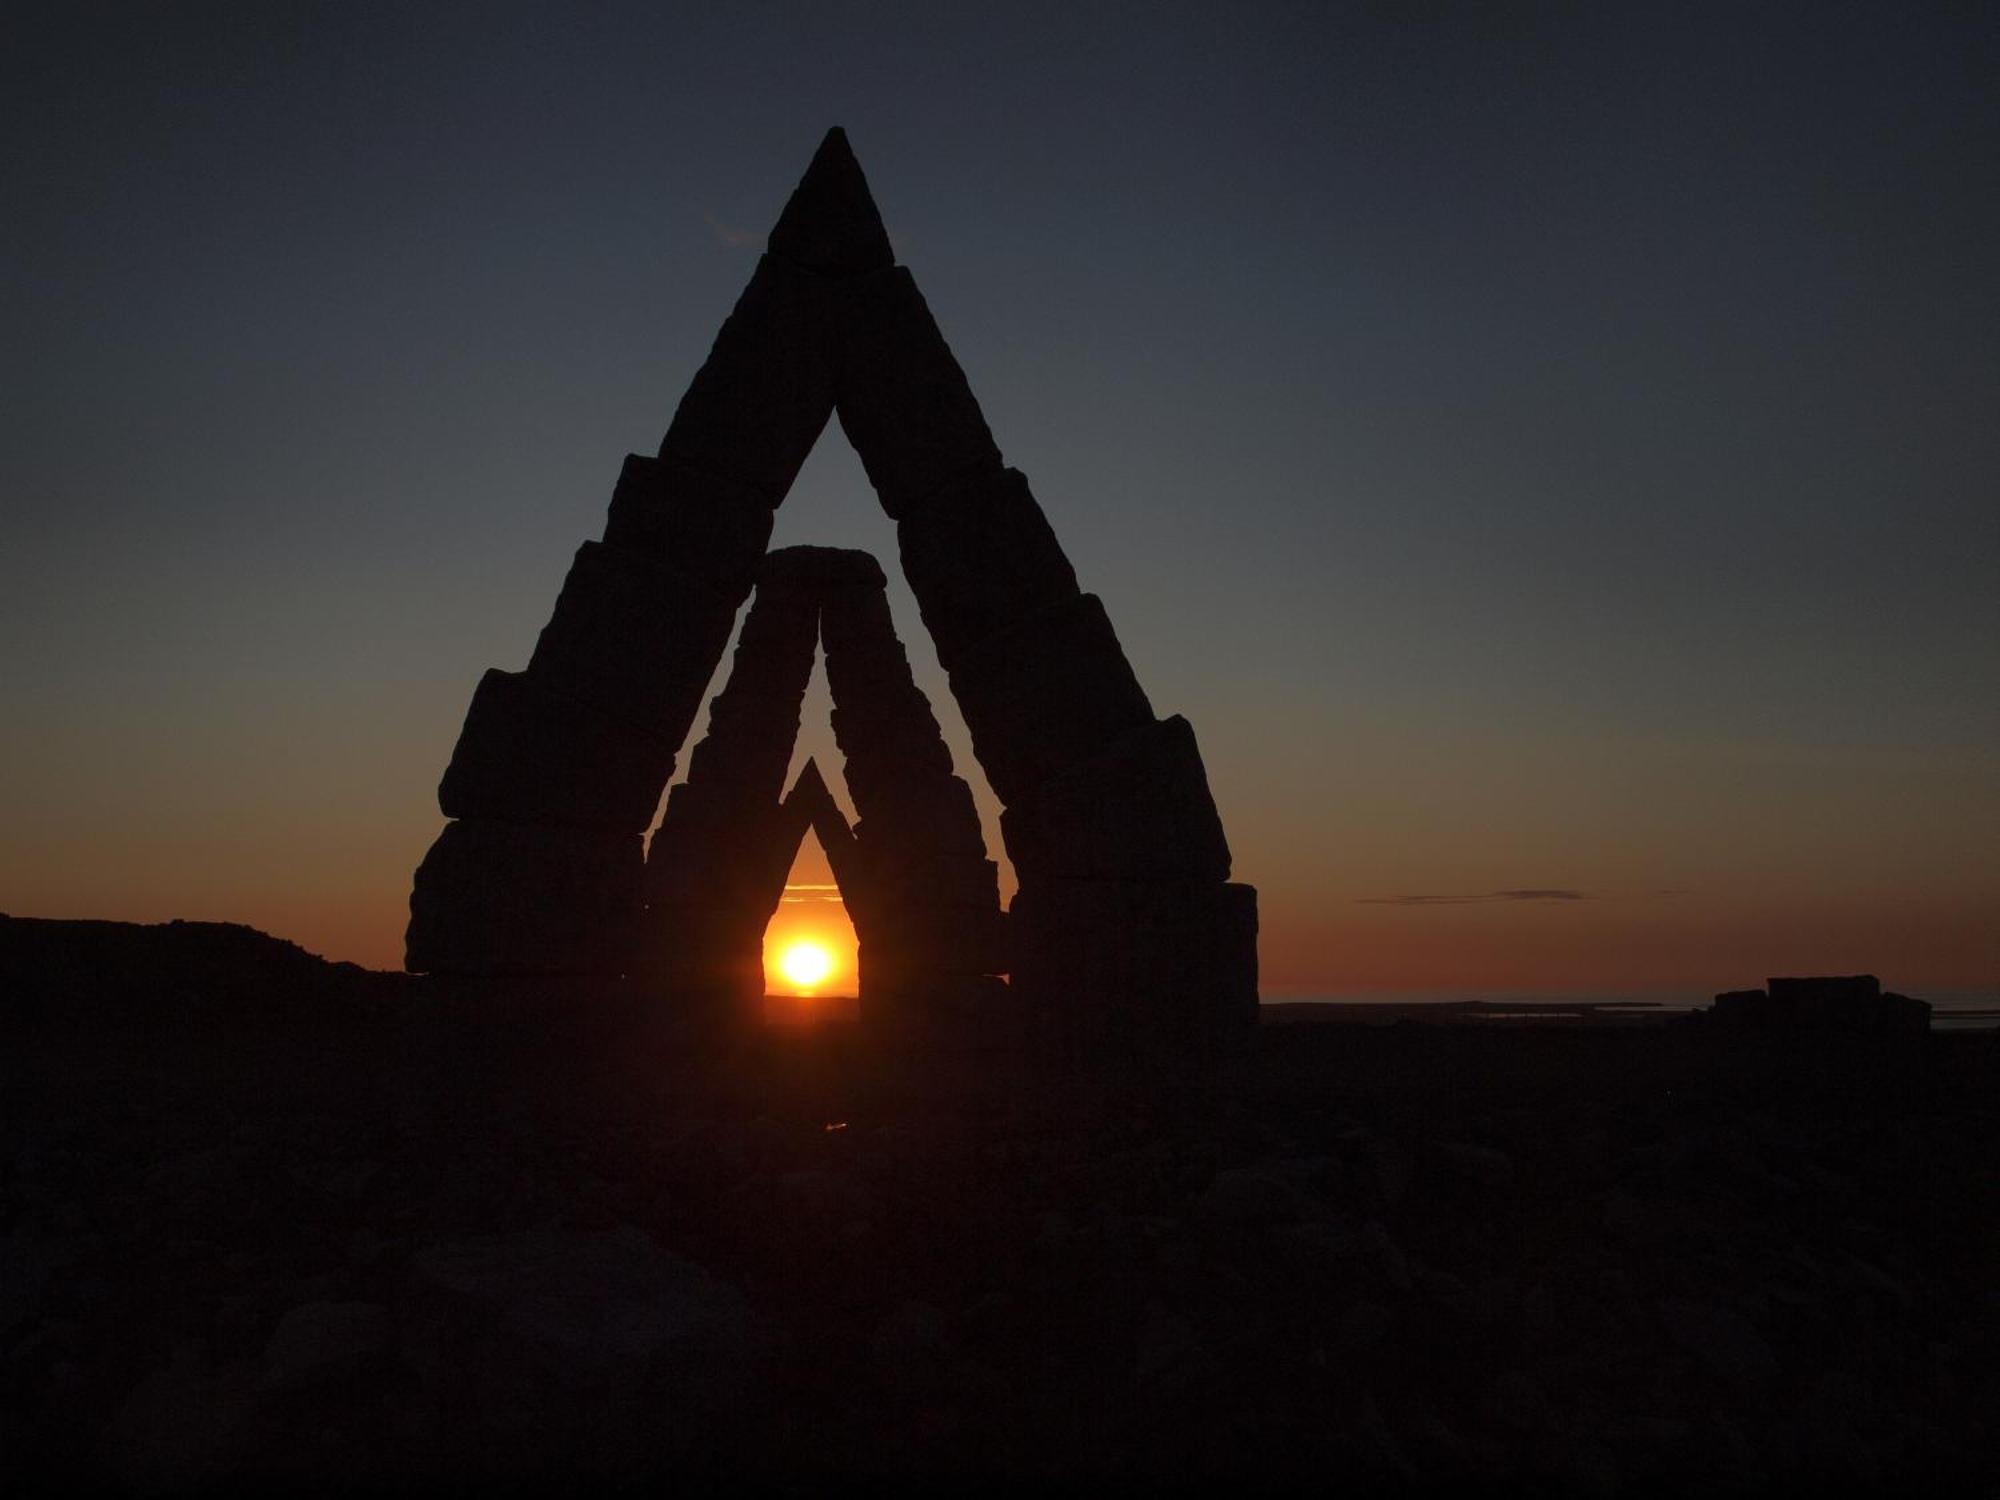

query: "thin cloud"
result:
(1357, 889), (1588, 906)
(702, 209), (762, 249)
(781, 882), (845, 905)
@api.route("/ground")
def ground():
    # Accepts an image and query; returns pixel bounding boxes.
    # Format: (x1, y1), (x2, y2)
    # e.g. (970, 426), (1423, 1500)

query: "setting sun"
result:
(776, 939), (834, 992)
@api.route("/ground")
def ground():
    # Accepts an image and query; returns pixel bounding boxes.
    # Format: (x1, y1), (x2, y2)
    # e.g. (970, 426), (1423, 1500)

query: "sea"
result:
(1259, 991), (2000, 1030)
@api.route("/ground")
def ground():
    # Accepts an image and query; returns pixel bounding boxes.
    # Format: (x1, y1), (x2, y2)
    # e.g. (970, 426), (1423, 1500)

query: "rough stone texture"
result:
(646, 789), (797, 914)
(847, 848), (1001, 913)
(945, 592), (1157, 806)
(658, 254), (836, 504)
(897, 466), (1081, 672)
(601, 453), (774, 606)
(766, 127), (896, 277)
(861, 906), (1011, 977)
(835, 268), (1004, 519)
(814, 571), (1008, 1008)
(1010, 880), (1259, 1061)
(411, 1226), (758, 1385)
(644, 906), (768, 1008)
(999, 714), (1231, 884)
(788, 760), (864, 903)
(821, 600), (963, 823)
(834, 770), (978, 850)
(643, 577), (818, 888)
(438, 669), (676, 832)
(261, 1301), (394, 1393)
(1699, 976), (1931, 1035)
(760, 543), (887, 593)
(408, 127), (1256, 1047)
(406, 820), (642, 976)
(526, 541), (740, 743)
(638, 547), (1009, 1020)
(825, 705), (956, 779)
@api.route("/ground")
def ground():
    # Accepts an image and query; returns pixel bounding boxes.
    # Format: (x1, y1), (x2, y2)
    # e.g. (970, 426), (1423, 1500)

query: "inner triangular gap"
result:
(761, 821), (860, 1021)
(653, 430), (1016, 901)
(765, 430), (1016, 904)
(764, 637), (858, 1016)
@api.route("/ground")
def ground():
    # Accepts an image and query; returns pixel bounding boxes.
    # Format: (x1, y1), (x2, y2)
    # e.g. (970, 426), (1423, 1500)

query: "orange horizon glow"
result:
(3, 704), (1993, 999)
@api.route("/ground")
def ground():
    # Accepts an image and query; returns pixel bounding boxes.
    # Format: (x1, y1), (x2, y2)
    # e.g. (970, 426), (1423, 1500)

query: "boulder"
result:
(659, 254), (836, 502)
(525, 542), (740, 742)
(410, 1227), (757, 1380)
(835, 267), (1003, 518)
(261, 1300), (394, 1392)
(859, 906), (1010, 976)
(1702, 976), (1931, 1034)
(1009, 879), (1258, 1053)
(815, 579), (898, 655)
(897, 467), (1081, 671)
(438, 669), (677, 831)
(848, 848), (1001, 911)
(1196, 1166), (1323, 1226)
(600, 452), (774, 604)
(999, 714), (1231, 883)
(404, 819), (642, 975)
(945, 593), (1156, 804)
(635, 905), (767, 1007)
(644, 786), (791, 909)
(1656, 1296), (1779, 1392)
(827, 703), (955, 780)
(820, 642), (928, 705)
(406, 1226), (765, 1476)
(683, 726), (804, 800)
(766, 127), (895, 277)
(846, 774), (988, 857)
(759, 543), (886, 592)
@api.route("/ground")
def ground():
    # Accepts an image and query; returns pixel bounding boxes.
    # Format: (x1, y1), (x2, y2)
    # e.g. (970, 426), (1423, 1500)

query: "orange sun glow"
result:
(776, 939), (834, 992)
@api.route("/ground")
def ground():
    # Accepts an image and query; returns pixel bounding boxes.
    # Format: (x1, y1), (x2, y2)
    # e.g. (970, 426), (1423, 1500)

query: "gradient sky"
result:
(4, 2), (1995, 996)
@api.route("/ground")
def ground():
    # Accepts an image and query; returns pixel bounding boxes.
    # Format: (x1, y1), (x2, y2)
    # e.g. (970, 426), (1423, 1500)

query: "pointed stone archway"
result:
(640, 546), (1005, 1025)
(406, 129), (1256, 1054)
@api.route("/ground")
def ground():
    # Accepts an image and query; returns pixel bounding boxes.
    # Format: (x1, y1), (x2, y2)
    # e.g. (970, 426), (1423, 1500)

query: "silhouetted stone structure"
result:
(408, 128), (1256, 1055)
(640, 546), (1005, 1024)
(1700, 975), (1930, 1035)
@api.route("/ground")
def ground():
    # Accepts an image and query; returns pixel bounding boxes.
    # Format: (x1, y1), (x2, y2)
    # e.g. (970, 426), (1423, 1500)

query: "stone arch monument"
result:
(408, 129), (1256, 1052)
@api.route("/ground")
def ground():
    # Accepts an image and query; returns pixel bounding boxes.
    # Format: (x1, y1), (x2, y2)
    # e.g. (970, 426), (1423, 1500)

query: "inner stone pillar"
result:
(640, 558), (821, 1017)
(816, 553), (1007, 1024)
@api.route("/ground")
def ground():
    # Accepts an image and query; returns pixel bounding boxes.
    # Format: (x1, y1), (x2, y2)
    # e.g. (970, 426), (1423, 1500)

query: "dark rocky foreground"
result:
(3, 919), (1997, 1494)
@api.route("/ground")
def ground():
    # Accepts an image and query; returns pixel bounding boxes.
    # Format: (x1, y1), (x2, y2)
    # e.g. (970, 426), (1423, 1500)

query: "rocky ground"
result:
(2, 925), (1996, 1493)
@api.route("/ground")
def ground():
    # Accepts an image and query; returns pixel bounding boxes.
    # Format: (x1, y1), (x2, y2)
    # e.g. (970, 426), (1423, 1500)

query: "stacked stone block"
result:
(405, 134), (849, 977)
(408, 125), (1256, 1060)
(816, 158), (1257, 1054)
(636, 545), (1008, 1027)
(640, 561), (820, 1009)
(405, 538), (740, 975)
(816, 553), (1008, 1019)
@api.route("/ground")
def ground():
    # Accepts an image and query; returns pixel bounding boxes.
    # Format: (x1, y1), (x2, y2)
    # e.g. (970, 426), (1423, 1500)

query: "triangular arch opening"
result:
(760, 821), (860, 1025)
(406, 126), (1255, 1056)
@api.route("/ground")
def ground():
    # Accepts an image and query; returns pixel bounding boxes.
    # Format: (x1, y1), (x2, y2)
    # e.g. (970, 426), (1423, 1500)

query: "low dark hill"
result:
(0, 914), (406, 1030)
